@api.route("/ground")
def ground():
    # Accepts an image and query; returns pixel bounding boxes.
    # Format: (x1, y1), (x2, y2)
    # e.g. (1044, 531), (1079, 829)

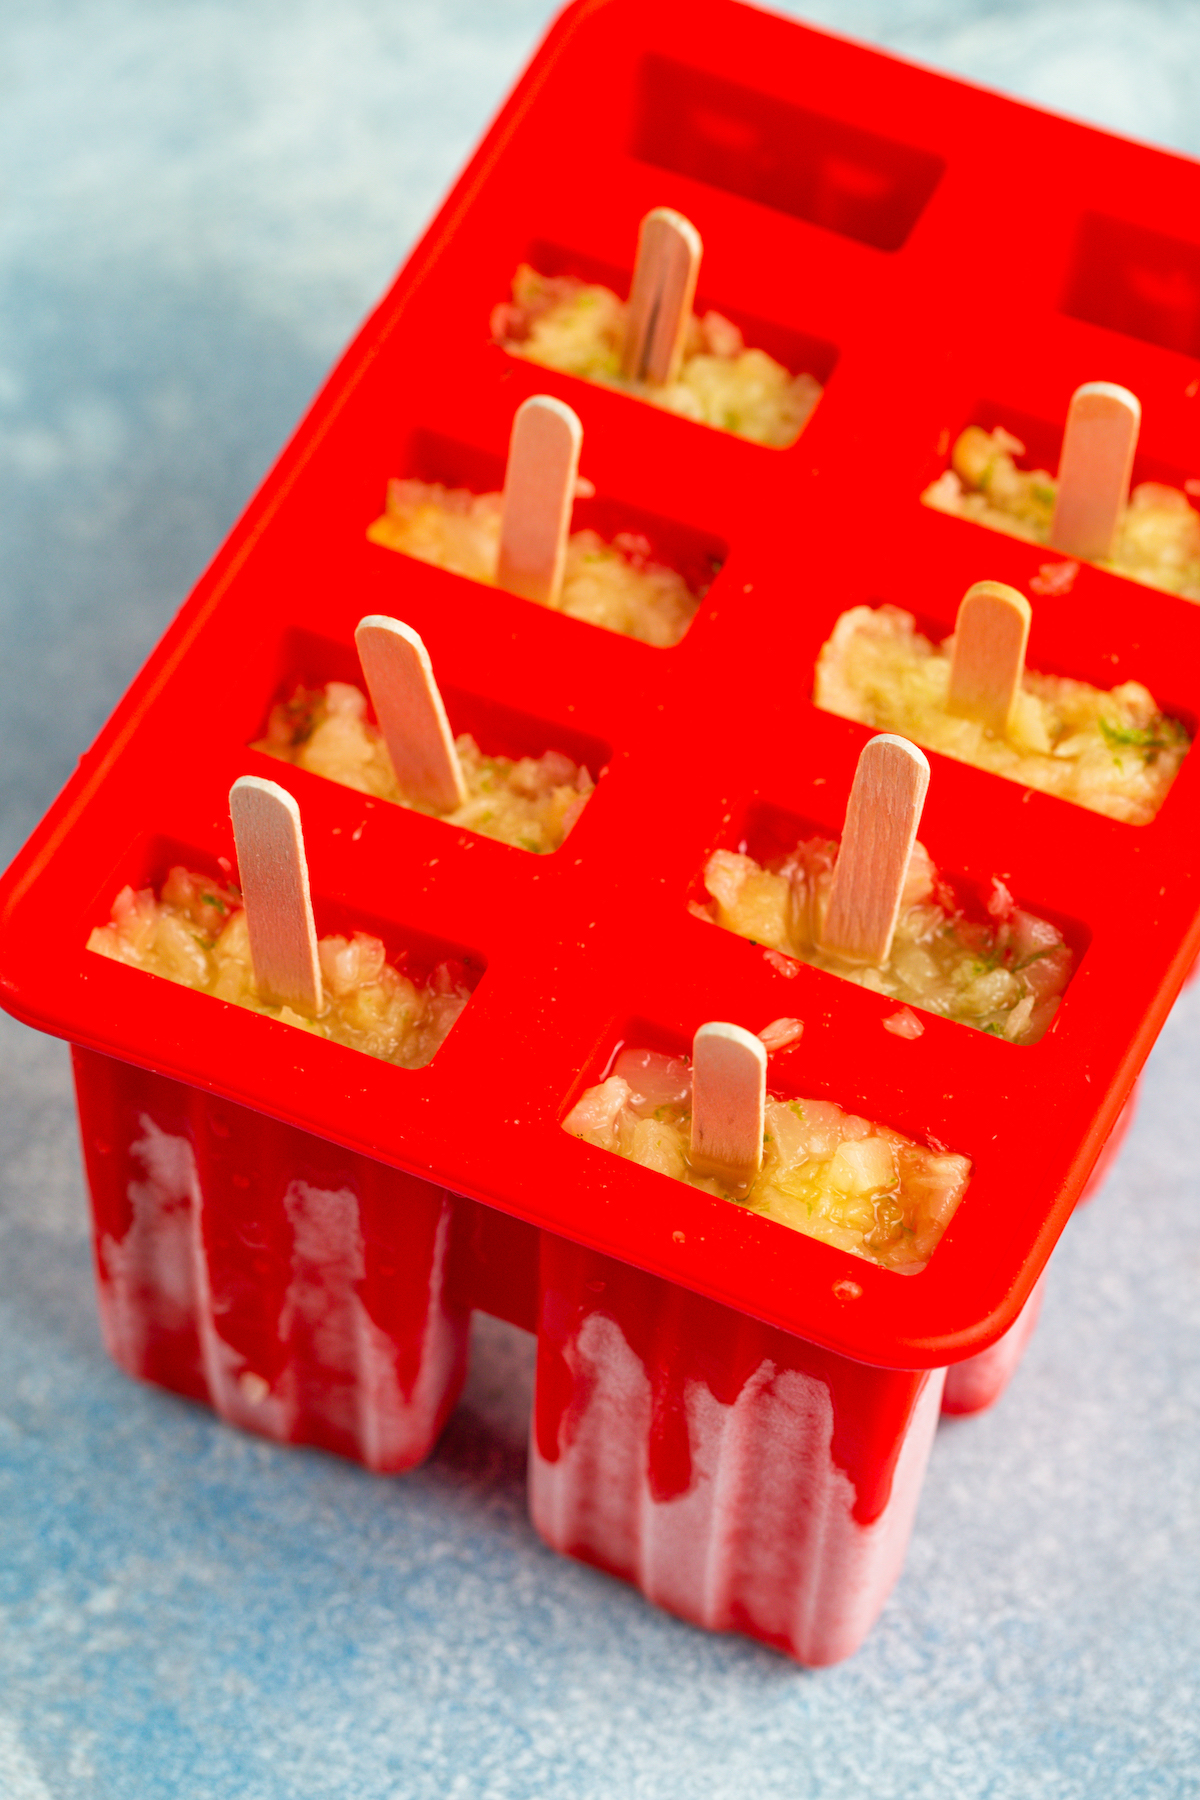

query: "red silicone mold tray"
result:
(2, 0), (1199, 1662)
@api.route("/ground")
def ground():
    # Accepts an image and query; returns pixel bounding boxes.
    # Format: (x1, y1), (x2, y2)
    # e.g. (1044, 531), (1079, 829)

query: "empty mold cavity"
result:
(631, 55), (944, 251)
(688, 799), (1086, 1045)
(253, 627), (611, 855)
(1063, 213), (1200, 358)
(561, 1016), (971, 1275)
(85, 833), (485, 1065)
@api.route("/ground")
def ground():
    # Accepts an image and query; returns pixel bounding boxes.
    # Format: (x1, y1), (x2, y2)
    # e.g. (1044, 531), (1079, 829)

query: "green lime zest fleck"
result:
(1099, 714), (1184, 763)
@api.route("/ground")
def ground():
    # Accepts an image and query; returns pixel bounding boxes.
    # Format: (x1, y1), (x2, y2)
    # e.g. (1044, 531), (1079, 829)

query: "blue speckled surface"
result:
(2, 4), (1200, 1793)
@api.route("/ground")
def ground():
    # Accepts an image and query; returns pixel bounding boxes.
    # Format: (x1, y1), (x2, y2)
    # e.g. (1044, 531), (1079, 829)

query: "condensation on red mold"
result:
(74, 1047), (470, 1471)
(529, 1237), (945, 1666)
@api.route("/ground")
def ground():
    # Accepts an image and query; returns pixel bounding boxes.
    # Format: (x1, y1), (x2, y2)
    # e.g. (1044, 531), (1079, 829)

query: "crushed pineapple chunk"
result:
(491, 264), (822, 450)
(256, 680), (593, 854)
(564, 1045), (970, 1273)
(815, 603), (1188, 825)
(923, 423), (1200, 601)
(698, 838), (1071, 1045)
(87, 866), (470, 1068)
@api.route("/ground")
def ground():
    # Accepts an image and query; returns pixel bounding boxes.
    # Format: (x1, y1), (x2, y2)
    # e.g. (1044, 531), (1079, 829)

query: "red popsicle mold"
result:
(3, 0), (1197, 1663)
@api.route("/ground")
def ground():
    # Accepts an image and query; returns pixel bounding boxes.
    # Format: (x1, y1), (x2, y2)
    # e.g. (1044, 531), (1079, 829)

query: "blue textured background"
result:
(2, 4), (1200, 1794)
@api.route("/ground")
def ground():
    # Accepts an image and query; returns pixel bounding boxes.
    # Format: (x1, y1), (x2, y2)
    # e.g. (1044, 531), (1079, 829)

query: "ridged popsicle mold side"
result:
(529, 1236), (945, 1666)
(73, 1048), (470, 1472)
(70, 1048), (1131, 1658)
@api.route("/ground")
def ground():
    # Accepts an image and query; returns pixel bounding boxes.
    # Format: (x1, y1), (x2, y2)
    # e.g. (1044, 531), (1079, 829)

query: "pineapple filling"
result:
(490, 265), (822, 449)
(698, 840), (1071, 1045)
(923, 424), (1200, 601)
(564, 1045), (971, 1273)
(256, 680), (593, 854)
(368, 477), (705, 648)
(87, 867), (470, 1068)
(815, 604), (1188, 826)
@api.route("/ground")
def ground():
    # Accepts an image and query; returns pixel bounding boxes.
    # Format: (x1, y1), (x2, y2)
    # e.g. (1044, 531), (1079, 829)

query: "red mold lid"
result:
(4, 0), (1200, 1369)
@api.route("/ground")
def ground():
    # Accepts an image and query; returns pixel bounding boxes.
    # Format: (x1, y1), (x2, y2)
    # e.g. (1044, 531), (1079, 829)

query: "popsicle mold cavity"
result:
(816, 604), (1189, 824)
(257, 680), (594, 853)
(564, 1045), (970, 1273)
(631, 57), (945, 251)
(924, 424), (1200, 601)
(74, 1050), (470, 1468)
(368, 477), (705, 646)
(699, 836), (1073, 1044)
(87, 866), (474, 1067)
(530, 1239), (946, 1665)
(1063, 213), (1200, 359)
(493, 266), (822, 448)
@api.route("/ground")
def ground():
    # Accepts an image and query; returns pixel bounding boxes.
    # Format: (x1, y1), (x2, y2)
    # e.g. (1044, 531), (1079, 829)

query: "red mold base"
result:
(74, 1047), (1065, 1664)
(5, 0), (1193, 1667)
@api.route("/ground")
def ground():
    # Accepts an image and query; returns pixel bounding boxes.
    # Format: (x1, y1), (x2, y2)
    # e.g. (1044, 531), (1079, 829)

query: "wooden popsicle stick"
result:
(229, 776), (323, 1017)
(947, 580), (1032, 735)
(496, 395), (583, 608)
(620, 207), (703, 387)
(689, 1021), (767, 1198)
(820, 735), (931, 967)
(355, 615), (468, 813)
(1049, 381), (1141, 561)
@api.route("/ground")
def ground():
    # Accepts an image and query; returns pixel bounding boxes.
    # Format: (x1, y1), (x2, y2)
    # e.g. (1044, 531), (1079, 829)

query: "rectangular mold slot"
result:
(630, 54), (944, 251)
(261, 627), (613, 777)
(248, 627), (612, 854)
(867, 597), (1200, 741)
(559, 1012), (974, 1277)
(1062, 212), (1200, 358)
(86, 829), (487, 1026)
(806, 590), (1197, 836)
(935, 398), (1200, 495)
(686, 797), (1090, 1041)
(518, 237), (840, 389)
(563, 1012), (947, 1131)
(399, 428), (730, 596)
